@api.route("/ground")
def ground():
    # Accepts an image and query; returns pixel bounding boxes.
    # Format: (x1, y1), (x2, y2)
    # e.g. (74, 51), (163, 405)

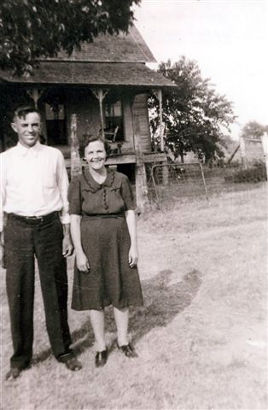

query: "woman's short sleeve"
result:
(68, 176), (82, 215)
(121, 174), (135, 210)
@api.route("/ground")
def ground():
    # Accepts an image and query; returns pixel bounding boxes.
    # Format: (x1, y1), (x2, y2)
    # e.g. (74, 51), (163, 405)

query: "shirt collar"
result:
(83, 167), (115, 192)
(16, 141), (42, 157)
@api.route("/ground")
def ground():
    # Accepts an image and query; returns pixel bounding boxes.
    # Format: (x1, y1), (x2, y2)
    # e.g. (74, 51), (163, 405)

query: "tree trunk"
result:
(70, 114), (82, 178)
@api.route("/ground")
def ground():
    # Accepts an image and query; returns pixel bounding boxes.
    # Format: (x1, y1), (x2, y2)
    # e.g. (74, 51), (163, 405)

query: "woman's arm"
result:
(125, 210), (138, 268)
(70, 214), (90, 272)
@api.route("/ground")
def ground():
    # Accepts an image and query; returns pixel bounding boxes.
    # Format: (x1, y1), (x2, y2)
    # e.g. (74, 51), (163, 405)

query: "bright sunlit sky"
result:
(134, 0), (268, 139)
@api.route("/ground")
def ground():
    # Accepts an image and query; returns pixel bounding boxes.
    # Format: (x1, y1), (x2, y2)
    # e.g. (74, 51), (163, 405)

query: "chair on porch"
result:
(104, 125), (119, 143)
(103, 126), (122, 155)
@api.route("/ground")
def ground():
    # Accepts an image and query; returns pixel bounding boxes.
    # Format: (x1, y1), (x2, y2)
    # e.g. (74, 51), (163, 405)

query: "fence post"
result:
(239, 136), (247, 169)
(261, 132), (268, 181)
(199, 162), (209, 200)
(162, 161), (169, 185)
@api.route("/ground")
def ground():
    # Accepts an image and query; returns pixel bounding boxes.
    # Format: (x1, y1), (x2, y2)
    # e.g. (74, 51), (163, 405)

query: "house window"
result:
(104, 101), (124, 142)
(45, 103), (67, 145)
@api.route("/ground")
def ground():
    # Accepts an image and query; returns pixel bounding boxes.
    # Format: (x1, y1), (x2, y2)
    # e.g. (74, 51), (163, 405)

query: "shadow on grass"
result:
(73, 268), (202, 356)
(32, 269), (202, 363)
(130, 268), (202, 344)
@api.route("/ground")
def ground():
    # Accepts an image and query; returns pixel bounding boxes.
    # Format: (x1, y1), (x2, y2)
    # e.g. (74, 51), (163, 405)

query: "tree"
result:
(149, 57), (236, 162)
(0, 0), (140, 75)
(241, 121), (268, 139)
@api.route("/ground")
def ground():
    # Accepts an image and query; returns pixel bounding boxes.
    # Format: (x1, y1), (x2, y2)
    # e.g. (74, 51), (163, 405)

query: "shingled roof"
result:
(0, 62), (174, 88)
(0, 25), (175, 88)
(44, 25), (156, 63)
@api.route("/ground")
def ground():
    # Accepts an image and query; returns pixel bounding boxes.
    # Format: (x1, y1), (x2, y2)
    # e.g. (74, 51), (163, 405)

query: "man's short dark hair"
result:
(13, 106), (41, 121)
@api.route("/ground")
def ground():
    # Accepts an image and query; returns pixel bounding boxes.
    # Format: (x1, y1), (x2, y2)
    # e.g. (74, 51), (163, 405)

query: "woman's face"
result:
(84, 139), (106, 171)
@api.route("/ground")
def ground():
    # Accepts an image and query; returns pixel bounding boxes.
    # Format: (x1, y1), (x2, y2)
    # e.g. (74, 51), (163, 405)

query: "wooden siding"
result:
(122, 96), (134, 152)
(132, 94), (151, 153)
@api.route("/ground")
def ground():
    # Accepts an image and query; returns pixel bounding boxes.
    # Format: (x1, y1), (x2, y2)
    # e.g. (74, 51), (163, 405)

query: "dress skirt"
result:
(72, 214), (143, 310)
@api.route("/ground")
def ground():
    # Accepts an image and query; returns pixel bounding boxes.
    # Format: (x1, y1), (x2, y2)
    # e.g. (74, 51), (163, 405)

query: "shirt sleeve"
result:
(56, 150), (70, 224)
(121, 174), (135, 211)
(0, 153), (6, 232)
(68, 177), (82, 215)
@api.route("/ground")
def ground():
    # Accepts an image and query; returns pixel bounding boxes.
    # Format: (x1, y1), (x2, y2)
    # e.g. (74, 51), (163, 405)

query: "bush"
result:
(225, 161), (267, 183)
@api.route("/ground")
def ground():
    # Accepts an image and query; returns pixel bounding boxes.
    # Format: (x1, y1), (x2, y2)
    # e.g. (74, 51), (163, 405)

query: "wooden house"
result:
(0, 26), (174, 209)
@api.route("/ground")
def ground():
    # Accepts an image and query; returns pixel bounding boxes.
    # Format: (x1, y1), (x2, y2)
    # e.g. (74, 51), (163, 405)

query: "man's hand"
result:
(62, 223), (73, 257)
(0, 232), (5, 268)
(62, 234), (73, 257)
(0, 242), (4, 268)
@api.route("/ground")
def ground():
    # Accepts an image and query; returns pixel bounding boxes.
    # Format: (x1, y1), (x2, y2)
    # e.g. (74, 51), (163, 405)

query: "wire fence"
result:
(146, 162), (249, 208)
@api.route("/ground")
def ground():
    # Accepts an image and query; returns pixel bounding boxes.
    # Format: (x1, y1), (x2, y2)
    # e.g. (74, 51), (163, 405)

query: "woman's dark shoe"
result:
(117, 343), (138, 358)
(95, 350), (108, 368)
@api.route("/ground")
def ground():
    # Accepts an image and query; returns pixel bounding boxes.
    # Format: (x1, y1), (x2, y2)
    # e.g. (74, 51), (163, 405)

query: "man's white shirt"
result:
(0, 142), (70, 231)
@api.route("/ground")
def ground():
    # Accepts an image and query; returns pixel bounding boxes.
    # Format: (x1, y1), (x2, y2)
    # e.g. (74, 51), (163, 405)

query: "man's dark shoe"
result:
(117, 343), (138, 358)
(95, 350), (108, 368)
(5, 367), (21, 381)
(65, 357), (82, 371)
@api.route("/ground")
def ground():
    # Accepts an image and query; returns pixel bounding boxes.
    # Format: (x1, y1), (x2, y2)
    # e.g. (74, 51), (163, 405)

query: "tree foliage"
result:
(150, 57), (236, 162)
(0, 0), (140, 75)
(240, 121), (268, 139)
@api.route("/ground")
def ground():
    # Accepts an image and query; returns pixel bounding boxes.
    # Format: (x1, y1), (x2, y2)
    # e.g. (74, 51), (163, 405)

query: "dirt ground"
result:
(1, 183), (267, 410)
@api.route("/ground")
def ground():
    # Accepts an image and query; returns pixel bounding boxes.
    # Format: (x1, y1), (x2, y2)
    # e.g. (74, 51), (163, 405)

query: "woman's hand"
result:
(128, 245), (138, 268)
(76, 250), (90, 273)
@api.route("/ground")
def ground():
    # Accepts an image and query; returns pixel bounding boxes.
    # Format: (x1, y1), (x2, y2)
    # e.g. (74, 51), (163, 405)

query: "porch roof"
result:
(0, 62), (175, 88)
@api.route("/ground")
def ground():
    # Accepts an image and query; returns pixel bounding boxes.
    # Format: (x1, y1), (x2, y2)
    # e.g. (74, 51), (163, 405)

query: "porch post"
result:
(98, 89), (105, 138)
(70, 114), (82, 178)
(91, 88), (108, 139)
(26, 87), (43, 108)
(135, 144), (150, 212)
(157, 89), (164, 152)
(26, 87), (47, 143)
(156, 89), (168, 184)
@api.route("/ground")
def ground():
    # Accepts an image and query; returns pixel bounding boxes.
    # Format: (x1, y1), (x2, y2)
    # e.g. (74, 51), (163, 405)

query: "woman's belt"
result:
(82, 212), (125, 219)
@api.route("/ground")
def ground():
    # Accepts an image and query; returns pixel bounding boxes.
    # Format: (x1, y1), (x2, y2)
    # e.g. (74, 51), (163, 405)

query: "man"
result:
(0, 106), (82, 380)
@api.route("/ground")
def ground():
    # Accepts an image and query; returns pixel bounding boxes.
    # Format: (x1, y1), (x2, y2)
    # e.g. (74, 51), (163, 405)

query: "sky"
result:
(134, 0), (268, 139)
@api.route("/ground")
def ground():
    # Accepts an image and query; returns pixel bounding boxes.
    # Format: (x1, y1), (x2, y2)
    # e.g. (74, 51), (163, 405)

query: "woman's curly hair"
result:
(79, 134), (111, 158)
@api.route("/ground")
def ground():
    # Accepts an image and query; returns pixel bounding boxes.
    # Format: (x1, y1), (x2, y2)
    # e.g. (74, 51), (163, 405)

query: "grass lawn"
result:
(1, 183), (267, 410)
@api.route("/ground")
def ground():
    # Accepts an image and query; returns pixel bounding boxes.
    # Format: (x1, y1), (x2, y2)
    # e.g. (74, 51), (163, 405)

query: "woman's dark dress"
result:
(68, 168), (143, 310)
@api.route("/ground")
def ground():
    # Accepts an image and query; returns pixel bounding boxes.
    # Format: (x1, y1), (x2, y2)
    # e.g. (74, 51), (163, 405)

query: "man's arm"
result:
(0, 231), (4, 268)
(62, 223), (73, 257)
(56, 151), (73, 257)
(56, 150), (70, 224)
(0, 153), (6, 267)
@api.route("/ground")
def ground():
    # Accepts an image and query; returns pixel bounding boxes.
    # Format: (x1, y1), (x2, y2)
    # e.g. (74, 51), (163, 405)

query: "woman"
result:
(68, 135), (143, 368)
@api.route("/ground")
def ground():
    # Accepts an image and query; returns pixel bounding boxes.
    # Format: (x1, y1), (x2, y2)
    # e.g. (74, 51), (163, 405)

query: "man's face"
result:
(11, 112), (41, 148)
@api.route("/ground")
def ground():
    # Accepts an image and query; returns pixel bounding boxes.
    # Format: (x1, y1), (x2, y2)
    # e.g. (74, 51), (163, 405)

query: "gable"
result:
(42, 25), (156, 63)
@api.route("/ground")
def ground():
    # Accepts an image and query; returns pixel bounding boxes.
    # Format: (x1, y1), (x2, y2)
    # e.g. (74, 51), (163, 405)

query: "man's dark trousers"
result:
(5, 212), (73, 370)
